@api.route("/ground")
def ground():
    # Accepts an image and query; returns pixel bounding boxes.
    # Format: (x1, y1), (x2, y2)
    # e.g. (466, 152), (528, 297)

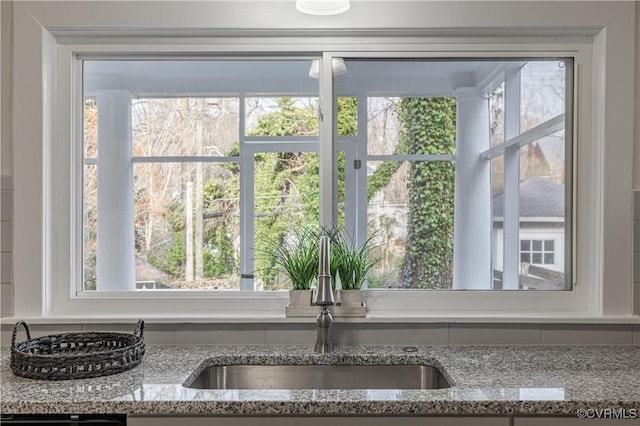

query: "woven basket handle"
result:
(12, 321), (32, 349)
(133, 319), (145, 341)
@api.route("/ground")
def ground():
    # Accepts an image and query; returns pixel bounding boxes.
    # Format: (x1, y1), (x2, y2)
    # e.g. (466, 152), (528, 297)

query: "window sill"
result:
(2, 312), (638, 325)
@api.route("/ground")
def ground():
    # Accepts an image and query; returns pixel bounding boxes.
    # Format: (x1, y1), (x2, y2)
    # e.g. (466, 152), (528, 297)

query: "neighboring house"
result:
(135, 257), (169, 289)
(492, 177), (565, 289)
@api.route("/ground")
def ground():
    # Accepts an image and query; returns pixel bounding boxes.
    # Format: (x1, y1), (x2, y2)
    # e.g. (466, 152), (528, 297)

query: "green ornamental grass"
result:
(260, 226), (378, 291)
(260, 227), (320, 290)
(326, 227), (378, 291)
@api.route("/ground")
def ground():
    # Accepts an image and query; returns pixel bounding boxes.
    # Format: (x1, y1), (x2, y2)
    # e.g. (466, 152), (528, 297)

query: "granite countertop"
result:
(1, 344), (639, 416)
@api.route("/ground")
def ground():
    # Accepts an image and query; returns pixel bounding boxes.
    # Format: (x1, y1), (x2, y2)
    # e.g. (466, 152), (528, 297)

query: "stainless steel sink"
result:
(185, 364), (450, 389)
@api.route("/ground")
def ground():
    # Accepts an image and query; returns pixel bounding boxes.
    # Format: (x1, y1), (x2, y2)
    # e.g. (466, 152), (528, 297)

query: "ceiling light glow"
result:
(296, 0), (350, 16)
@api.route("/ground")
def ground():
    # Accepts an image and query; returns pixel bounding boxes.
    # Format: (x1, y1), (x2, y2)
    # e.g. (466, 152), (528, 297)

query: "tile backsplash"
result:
(1, 175), (12, 317)
(635, 191), (640, 315)
(1, 321), (639, 346)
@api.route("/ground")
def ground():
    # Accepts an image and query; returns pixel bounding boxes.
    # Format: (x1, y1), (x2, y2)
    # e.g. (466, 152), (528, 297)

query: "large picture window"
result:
(82, 57), (572, 293)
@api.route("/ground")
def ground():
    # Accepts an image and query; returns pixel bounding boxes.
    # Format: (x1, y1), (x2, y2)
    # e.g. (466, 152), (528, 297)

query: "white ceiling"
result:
(84, 59), (518, 97)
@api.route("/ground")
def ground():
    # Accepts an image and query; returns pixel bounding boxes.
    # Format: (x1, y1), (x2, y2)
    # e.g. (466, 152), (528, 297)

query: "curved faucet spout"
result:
(314, 236), (334, 306)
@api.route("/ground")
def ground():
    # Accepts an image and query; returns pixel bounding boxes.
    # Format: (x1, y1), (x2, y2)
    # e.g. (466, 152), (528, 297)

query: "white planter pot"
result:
(340, 290), (363, 307)
(289, 289), (312, 306)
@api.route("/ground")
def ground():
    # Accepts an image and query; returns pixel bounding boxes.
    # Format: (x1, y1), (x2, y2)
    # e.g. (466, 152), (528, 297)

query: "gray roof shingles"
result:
(493, 177), (564, 218)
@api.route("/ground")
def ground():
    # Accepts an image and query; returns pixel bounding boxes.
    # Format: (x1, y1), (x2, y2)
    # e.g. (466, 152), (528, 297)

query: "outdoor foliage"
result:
(399, 98), (456, 289)
(84, 94), (455, 290)
(251, 97), (355, 288)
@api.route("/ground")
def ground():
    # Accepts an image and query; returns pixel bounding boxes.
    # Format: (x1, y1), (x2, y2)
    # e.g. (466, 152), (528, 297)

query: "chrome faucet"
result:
(314, 235), (334, 354)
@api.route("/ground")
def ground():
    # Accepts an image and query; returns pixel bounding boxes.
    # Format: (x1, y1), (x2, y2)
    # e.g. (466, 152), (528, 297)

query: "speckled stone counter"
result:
(1, 345), (639, 416)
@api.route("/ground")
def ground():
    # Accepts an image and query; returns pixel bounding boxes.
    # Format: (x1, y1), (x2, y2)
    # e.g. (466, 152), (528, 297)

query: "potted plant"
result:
(328, 228), (377, 307)
(261, 227), (319, 306)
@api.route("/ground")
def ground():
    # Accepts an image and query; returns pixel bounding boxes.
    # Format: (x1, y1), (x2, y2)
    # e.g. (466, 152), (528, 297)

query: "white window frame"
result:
(9, 1), (636, 321)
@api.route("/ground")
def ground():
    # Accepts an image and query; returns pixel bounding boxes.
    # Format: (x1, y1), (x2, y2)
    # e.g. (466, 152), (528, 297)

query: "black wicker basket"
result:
(10, 319), (145, 380)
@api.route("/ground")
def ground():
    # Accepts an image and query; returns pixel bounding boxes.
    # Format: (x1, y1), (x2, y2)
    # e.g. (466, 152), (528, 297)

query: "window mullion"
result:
(355, 92), (368, 249)
(367, 154), (455, 162)
(480, 113), (565, 160)
(131, 156), (239, 163)
(502, 66), (522, 290)
(319, 54), (335, 228)
(238, 94), (255, 291)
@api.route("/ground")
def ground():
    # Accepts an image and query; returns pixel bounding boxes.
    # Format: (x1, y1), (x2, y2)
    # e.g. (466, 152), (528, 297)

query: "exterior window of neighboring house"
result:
(81, 57), (571, 294)
(520, 239), (555, 266)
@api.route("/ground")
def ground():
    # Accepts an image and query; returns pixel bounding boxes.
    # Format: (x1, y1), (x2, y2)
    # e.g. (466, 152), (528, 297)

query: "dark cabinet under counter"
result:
(0, 414), (126, 425)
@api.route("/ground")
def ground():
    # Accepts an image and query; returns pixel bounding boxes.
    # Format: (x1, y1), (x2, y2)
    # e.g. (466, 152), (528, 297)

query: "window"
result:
(82, 60), (320, 292)
(82, 57), (571, 294)
(520, 240), (555, 266)
(336, 59), (571, 291)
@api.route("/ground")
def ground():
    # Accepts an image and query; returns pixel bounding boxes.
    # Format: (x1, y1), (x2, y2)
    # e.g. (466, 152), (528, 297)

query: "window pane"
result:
(254, 152), (319, 290)
(544, 253), (554, 264)
(519, 129), (566, 289)
(367, 97), (401, 155)
(490, 82), (505, 148)
(492, 156), (505, 289)
(521, 253), (530, 264)
(84, 99), (98, 159)
(367, 96), (456, 156)
(132, 98), (239, 157)
(245, 97), (319, 137)
(367, 160), (408, 288)
(367, 160), (455, 289)
(83, 58), (318, 292)
(521, 60), (567, 132)
(83, 165), (98, 290)
(337, 58), (569, 291)
(338, 97), (357, 137)
(132, 162), (240, 290)
(532, 253), (543, 264)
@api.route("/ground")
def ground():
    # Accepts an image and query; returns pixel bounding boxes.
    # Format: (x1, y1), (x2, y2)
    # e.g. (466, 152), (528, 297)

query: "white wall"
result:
(1, 1), (13, 317)
(1, 1), (12, 176)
